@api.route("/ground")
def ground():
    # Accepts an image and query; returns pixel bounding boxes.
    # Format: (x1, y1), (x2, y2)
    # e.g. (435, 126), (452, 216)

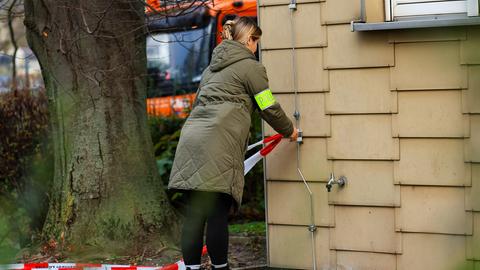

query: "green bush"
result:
(148, 116), (186, 209)
(0, 89), (49, 194)
(148, 116), (185, 186)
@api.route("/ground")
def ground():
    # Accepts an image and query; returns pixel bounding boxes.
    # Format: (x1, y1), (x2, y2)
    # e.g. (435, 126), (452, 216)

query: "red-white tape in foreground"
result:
(2, 262), (183, 270)
(2, 246), (208, 270)
(244, 134), (283, 175)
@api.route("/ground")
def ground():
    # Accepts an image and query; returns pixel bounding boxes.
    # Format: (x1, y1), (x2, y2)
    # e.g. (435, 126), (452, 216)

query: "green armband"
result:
(254, 89), (276, 110)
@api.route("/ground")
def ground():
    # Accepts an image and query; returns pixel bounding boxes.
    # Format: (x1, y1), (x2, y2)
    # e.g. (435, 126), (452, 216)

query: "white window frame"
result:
(385, 0), (479, 21)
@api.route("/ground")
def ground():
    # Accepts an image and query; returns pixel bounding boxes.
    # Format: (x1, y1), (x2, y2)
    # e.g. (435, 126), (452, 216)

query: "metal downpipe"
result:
(289, 1), (318, 269)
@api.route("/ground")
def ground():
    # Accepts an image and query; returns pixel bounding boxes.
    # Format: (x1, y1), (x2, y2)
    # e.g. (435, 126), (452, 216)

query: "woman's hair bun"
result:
(221, 20), (236, 40)
(221, 17), (262, 44)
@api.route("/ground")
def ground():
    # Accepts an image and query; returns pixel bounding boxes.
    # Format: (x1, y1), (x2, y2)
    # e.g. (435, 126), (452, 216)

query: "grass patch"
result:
(229, 221), (266, 235)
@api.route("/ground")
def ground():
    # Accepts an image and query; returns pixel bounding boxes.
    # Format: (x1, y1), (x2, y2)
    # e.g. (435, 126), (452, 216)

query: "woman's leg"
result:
(206, 193), (233, 269)
(181, 192), (208, 269)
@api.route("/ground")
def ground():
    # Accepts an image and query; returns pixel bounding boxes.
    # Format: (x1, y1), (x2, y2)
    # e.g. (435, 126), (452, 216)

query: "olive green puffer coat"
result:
(168, 40), (293, 206)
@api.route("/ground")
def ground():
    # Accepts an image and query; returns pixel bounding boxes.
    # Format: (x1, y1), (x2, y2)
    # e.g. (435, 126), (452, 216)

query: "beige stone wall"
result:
(259, 1), (480, 269)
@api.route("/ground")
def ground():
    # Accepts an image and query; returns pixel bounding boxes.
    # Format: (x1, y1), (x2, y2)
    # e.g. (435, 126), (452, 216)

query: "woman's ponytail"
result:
(222, 20), (235, 40)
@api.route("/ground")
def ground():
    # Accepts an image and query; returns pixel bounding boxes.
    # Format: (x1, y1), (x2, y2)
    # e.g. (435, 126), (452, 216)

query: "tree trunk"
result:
(23, 0), (180, 256)
(8, 0), (18, 90)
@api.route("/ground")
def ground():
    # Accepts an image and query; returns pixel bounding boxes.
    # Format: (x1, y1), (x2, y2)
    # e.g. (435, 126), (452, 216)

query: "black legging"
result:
(181, 191), (233, 266)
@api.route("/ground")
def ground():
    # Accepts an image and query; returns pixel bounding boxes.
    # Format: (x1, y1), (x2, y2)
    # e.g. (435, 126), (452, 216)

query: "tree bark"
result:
(23, 0), (180, 256)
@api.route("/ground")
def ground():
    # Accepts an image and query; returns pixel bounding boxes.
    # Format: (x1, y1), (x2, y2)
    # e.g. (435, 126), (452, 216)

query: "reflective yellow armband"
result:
(254, 89), (276, 110)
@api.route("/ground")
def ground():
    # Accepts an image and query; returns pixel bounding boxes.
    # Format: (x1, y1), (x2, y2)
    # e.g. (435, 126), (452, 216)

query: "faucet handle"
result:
(337, 176), (346, 187)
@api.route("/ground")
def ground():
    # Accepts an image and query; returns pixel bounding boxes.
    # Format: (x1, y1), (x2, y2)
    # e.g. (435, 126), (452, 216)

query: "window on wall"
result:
(352, 0), (480, 31)
(386, 0), (479, 21)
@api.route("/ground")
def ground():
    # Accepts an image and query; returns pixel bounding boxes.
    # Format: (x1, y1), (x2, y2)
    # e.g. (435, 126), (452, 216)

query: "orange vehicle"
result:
(145, 0), (258, 117)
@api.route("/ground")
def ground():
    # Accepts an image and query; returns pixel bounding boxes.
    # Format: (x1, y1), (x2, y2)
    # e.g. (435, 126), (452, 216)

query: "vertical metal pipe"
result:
(289, 4), (300, 129)
(298, 167), (317, 270)
(289, 2), (317, 269)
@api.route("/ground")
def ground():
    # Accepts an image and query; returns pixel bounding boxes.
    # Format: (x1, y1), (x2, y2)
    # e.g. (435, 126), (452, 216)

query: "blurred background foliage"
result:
(0, 88), (52, 262)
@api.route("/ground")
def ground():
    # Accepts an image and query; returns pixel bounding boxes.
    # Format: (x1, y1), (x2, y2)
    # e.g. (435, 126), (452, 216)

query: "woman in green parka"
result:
(168, 17), (298, 270)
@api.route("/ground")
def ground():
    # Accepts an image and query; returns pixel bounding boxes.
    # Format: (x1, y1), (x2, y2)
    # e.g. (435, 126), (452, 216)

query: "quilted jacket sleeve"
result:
(244, 61), (294, 137)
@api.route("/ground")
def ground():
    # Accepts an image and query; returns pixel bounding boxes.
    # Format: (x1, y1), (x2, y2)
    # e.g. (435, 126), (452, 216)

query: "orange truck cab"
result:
(145, 0), (257, 118)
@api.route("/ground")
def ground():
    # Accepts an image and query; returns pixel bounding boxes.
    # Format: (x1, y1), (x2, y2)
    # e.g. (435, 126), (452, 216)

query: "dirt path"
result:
(227, 234), (266, 269)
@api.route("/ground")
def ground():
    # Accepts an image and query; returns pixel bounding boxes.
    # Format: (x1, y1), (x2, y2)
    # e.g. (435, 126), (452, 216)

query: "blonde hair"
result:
(221, 17), (262, 45)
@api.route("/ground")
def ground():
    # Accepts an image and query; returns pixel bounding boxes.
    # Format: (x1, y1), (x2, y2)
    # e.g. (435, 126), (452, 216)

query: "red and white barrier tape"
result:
(2, 246), (209, 270)
(3, 263), (184, 270)
(244, 134), (283, 175)
(3, 261), (184, 270)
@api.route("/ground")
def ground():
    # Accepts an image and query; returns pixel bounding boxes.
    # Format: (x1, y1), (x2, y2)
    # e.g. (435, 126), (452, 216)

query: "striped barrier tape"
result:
(2, 261), (184, 270)
(244, 134), (283, 175)
(1, 246), (209, 270)
(0, 261), (185, 270)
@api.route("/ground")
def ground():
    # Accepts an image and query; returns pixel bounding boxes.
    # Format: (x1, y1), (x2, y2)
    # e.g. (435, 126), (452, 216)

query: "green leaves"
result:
(148, 116), (184, 186)
(153, 129), (181, 182)
(156, 158), (173, 177)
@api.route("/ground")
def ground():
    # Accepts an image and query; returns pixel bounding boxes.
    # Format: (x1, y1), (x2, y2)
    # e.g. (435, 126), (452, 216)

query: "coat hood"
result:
(209, 40), (256, 72)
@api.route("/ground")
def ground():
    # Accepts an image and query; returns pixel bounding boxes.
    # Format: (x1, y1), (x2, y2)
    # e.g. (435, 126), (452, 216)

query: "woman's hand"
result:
(289, 127), (299, 142)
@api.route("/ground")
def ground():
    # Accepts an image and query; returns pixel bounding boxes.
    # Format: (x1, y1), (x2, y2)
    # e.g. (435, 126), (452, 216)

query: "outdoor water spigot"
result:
(326, 173), (346, 192)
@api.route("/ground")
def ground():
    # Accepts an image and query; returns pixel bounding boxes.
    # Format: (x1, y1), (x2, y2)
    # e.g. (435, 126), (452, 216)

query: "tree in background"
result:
(6, 0), (19, 89)
(23, 0), (180, 258)
(0, 0), (26, 89)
